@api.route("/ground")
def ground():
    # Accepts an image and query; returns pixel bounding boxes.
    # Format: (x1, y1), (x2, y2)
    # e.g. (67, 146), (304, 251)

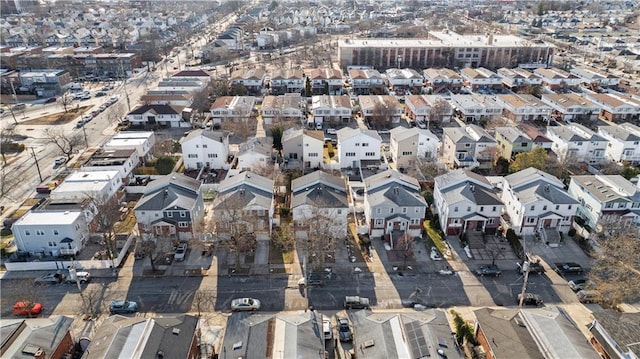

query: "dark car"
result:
(344, 296), (370, 309)
(554, 262), (584, 275)
(297, 273), (326, 287)
(45, 97), (57, 103)
(518, 261), (545, 275)
(109, 300), (138, 314)
(337, 317), (353, 342)
(568, 278), (588, 292)
(474, 264), (502, 277)
(518, 293), (544, 306)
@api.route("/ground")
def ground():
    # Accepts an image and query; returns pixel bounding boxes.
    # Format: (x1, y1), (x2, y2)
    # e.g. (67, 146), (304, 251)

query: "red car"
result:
(45, 97), (57, 103)
(13, 301), (43, 316)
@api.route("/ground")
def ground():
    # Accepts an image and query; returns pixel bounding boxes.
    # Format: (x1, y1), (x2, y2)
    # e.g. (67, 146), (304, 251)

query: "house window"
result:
(375, 219), (384, 226)
(180, 211), (186, 217)
(308, 153), (319, 157)
(337, 209), (342, 215)
(346, 152), (356, 157)
(362, 143), (369, 147)
(402, 151), (413, 156)
(365, 152), (375, 156)
(563, 216), (570, 221)
(178, 222), (189, 228)
(487, 218), (495, 224)
(410, 218), (420, 225)
(479, 206), (484, 212)
(492, 206), (497, 211)
(464, 143), (471, 147)
(555, 205), (560, 210)
(202, 144), (208, 148)
(568, 205), (572, 210)
(376, 208), (381, 214)
(526, 217), (536, 224)
(605, 203), (613, 209)
(53, 230), (59, 235)
(390, 208), (394, 214)
(451, 219), (460, 224)
(36, 230), (45, 236)
(258, 209), (265, 216)
(25, 230), (31, 236)
(196, 145), (199, 148)
(530, 205), (535, 211)
(48, 241), (57, 247)
(454, 207), (458, 212)
(467, 206), (471, 212)
(356, 143), (360, 147)
(402, 207), (407, 213)
(188, 154), (198, 158)
(167, 211), (173, 217)
(543, 205), (547, 211)
(208, 153), (218, 158)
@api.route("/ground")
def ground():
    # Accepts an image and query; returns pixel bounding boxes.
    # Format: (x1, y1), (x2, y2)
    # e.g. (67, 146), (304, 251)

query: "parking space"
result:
(526, 235), (593, 270)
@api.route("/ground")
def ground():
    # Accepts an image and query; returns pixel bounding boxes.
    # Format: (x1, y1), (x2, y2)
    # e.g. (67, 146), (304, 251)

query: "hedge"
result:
(506, 229), (524, 259)
(424, 220), (447, 254)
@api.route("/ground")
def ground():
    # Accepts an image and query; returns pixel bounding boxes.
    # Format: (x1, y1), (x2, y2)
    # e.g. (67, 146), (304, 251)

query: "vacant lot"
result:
(20, 107), (90, 126)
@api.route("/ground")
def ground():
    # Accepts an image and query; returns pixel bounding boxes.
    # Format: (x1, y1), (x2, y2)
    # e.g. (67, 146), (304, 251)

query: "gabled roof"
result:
(239, 137), (273, 157)
(215, 171), (274, 210)
(571, 175), (640, 203)
(598, 125), (640, 142)
(434, 168), (492, 191)
(337, 127), (382, 142)
(365, 169), (420, 192)
(128, 104), (183, 116)
(495, 126), (532, 143)
(291, 171), (348, 209)
(441, 181), (503, 206)
(134, 173), (201, 212)
(505, 167), (564, 190)
(0, 316), (74, 359)
(172, 69), (211, 78)
(183, 129), (228, 143)
(591, 310), (640, 358)
(390, 126), (438, 143)
(475, 308), (544, 359)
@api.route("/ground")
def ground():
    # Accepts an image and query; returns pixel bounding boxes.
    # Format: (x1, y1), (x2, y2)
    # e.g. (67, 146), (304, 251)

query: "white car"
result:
(326, 128), (337, 135)
(323, 316), (333, 340)
(174, 243), (187, 262)
(231, 297), (261, 311)
(430, 247), (442, 261)
(82, 114), (93, 122)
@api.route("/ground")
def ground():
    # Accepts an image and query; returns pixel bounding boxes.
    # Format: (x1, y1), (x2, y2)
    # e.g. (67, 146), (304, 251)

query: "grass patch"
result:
(20, 106), (91, 125)
(424, 220), (447, 254)
(269, 242), (285, 265)
(202, 190), (217, 201)
(282, 250), (294, 264)
(114, 213), (137, 233)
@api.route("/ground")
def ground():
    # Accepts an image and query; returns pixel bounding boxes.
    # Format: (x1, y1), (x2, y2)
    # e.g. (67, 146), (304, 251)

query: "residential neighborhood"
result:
(1, 0), (640, 358)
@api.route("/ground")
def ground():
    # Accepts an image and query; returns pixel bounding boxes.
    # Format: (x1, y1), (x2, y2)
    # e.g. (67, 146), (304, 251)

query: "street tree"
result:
(428, 99), (451, 129)
(104, 102), (127, 125)
(192, 82), (214, 114)
(43, 127), (83, 160)
(138, 234), (174, 273)
(297, 205), (345, 271)
(394, 233), (415, 270)
(213, 195), (261, 270)
(484, 240), (506, 266)
(370, 101), (394, 129)
(60, 91), (74, 113)
(509, 147), (549, 173)
(89, 194), (123, 264)
(588, 231), (640, 307)
(191, 289), (215, 316)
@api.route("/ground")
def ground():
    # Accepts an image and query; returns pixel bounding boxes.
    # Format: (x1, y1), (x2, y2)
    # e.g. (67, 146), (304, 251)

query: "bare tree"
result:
(191, 289), (215, 316)
(271, 222), (295, 252)
(105, 102), (127, 125)
(370, 101), (394, 129)
(394, 233), (415, 270)
(213, 196), (261, 270)
(138, 234), (174, 273)
(223, 120), (254, 141)
(484, 240), (506, 266)
(60, 91), (73, 113)
(43, 128), (83, 160)
(428, 99), (451, 129)
(192, 82), (214, 114)
(82, 287), (104, 317)
(297, 206), (345, 271)
(90, 195), (123, 265)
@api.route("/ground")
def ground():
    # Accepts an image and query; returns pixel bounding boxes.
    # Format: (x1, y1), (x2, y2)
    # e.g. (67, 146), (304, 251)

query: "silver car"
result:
(231, 298), (261, 311)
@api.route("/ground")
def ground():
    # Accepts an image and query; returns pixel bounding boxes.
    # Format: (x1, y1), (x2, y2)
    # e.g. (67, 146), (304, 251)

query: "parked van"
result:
(70, 83), (83, 91)
(12, 103), (26, 111)
(577, 290), (601, 303)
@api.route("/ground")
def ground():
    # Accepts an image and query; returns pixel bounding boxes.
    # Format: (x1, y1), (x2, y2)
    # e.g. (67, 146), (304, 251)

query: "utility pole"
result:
(82, 124), (89, 148)
(30, 147), (43, 182)
(120, 62), (132, 112)
(517, 236), (530, 309)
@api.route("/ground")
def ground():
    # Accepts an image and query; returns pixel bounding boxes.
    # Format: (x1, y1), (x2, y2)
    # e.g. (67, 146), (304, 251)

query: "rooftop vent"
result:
(172, 328), (180, 335)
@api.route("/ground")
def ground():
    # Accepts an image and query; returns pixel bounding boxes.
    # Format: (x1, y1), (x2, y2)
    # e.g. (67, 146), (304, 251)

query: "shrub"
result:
(506, 228), (524, 259)
(450, 310), (477, 346)
(424, 220), (447, 254)
(568, 228), (576, 237)
(155, 156), (176, 175)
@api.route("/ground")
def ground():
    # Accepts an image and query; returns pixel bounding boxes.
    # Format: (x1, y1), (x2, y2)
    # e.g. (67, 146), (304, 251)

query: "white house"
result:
(546, 124), (608, 164)
(311, 95), (352, 126)
(384, 68), (424, 93)
(81, 148), (140, 180)
(459, 67), (503, 89)
(541, 94), (600, 122)
(364, 169), (427, 238)
(495, 94), (551, 122)
(237, 137), (273, 171)
(50, 170), (122, 203)
(586, 93), (640, 123)
(269, 69), (304, 95)
(181, 129), (230, 170)
(336, 127), (382, 168)
(230, 68), (266, 94)
(348, 68), (385, 95)
(103, 131), (156, 163)
(125, 104), (187, 128)
(597, 123), (640, 163)
(423, 68), (462, 93)
(291, 170), (349, 239)
(358, 95), (403, 124)
(449, 94), (502, 123)
(306, 68), (343, 95)
(442, 125), (497, 170)
(12, 210), (89, 257)
(261, 94), (304, 125)
(209, 96), (257, 125)
(501, 168), (578, 236)
(282, 128), (324, 170)
(389, 126), (440, 168)
(570, 67), (620, 87)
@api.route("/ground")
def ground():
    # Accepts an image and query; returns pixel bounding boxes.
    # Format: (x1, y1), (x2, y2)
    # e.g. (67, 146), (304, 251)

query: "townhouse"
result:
(518, 123), (554, 150)
(497, 67), (542, 90)
(403, 94), (453, 125)
(310, 95), (352, 126)
(50, 170), (122, 204)
(209, 96), (257, 125)
(336, 127), (382, 169)
(389, 126), (440, 168)
(181, 129), (230, 170)
(494, 94), (551, 122)
(442, 125), (497, 170)
(364, 169), (427, 237)
(597, 123), (640, 163)
(81, 148), (140, 180)
(459, 67), (503, 90)
(358, 95), (403, 125)
(541, 93), (600, 122)
(501, 168), (578, 236)
(230, 68), (266, 95)
(348, 68), (385, 95)
(546, 124), (608, 164)
(102, 131), (156, 164)
(423, 68), (462, 94)
(291, 170), (349, 239)
(269, 69), (304, 95)
(384, 68), (424, 93)
(568, 175), (640, 233)
(570, 66), (620, 87)
(305, 68), (343, 95)
(586, 93), (640, 122)
(449, 94), (502, 123)
(260, 93), (304, 125)
(433, 169), (503, 236)
(237, 137), (273, 171)
(534, 67), (582, 90)
(134, 173), (204, 242)
(0, 317), (76, 359)
(213, 171), (274, 240)
(139, 93), (193, 107)
(494, 126), (534, 160)
(282, 128), (324, 170)
(125, 104), (188, 128)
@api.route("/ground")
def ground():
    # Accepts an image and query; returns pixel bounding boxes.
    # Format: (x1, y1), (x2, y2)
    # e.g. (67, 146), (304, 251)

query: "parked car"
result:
(577, 290), (601, 304)
(12, 103), (26, 111)
(518, 293), (544, 306)
(95, 91), (107, 97)
(554, 262), (584, 275)
(110, 300), (138, 314)
(231, 297), (261, 311)
(569, 278), (588, 292)
(82, 114), (93, 122)
(66, 271), (91, 284)
(322, 317), (333, 340)
(75, 120), (85, 128)
(475, 264), (502, 277)
(326, 128), (337, 135)
(344, 295), (370, 310)
(107, 95), (119, 104)
(54, 157), (67, 167)
(13, 301), (43, 316)
(35, 272), (64, 284)
(297, 273), (325, 287)
(337, 317), (353, 342)
(174, 243), (188, 262)
(430, 247), (442, 261)
(45, 97), (57, 103)
(101, 85), (110, 91)
(518, 261), (545, 274)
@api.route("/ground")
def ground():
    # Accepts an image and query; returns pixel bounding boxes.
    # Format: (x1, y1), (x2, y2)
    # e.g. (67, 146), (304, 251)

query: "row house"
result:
(433, 169), (503, 236)
(157, 78), (207, 94)
(384, 68), (424, 93)
(261, 93), (304, 125)
(282, 128), (324, 170)
(597, 123), (640, 163)
(502, 168), (578, 236)
(0, 317), (76, 359)
(291, 170), (349, 239)
(404, 94), (453, 125)
(305, 68), (343, 95)
(459, 67), (503, 90)
(72, 53), (140, 78)
(364, 169), (427, 238)
(17, 69), (71, 98)
(348, 68), (385, 95)
(237, 137), (273, 171)
(569, 175), (640, 233)
(12, 210), (89, 257)
(534, 67), (581, 90)
(570, 66), (620, 87)
(586, 93), (640, 122)
(81, 148), (139, 180)
(423, 68), (462, 94)
(337, 127), (382, 169)
(449, 94), (502, 123)
(547, 124), (607, 164)
(358, 95), (403, 124)
(140, 92), (193, 107)
(213, 171), (274, 241)
(311, 95), (352, 126)
(103, 131), (156, 164)
(216, 27), (243, 50)
(134, 173), (204, 242)
(541, 93), (600, 122)
(495, 94), (551, 122)
(494, 126), (534, 160)
(125, 104), (188, 128)
(181, 129), (230, 170)
(50, 170), (122, 204)
(389, 126), (440, 168)
(269, 69), (304, 95)
(442, 125), (497, 170)
(210, 96), (257, 125)
(518, 123), (554, 150)
(497, 67), (542, 89)
(230, 68), (266, 95)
